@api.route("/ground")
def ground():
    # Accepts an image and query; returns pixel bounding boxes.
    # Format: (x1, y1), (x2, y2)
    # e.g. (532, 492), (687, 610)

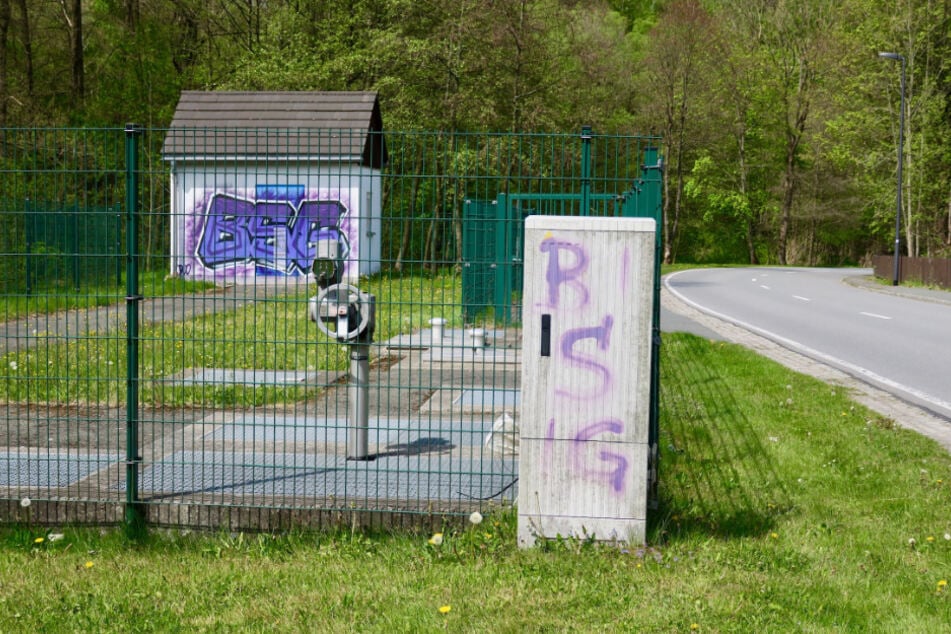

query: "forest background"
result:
(1, 0), (948, 267)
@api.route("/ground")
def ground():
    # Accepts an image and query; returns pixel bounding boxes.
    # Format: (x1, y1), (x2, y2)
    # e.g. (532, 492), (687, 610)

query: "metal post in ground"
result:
(124, 123), (146, 538)
(348, 343), (371, 461)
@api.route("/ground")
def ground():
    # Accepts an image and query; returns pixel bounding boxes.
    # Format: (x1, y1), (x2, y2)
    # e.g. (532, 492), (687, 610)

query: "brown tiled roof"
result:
(162, 91), (386, 168)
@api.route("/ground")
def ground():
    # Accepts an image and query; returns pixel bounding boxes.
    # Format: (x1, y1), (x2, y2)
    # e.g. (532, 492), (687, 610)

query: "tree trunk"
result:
(662, 151), (673, 263)
(0, 0), (9, 126)
(14, 0), (30, 95)
(125, 0), (139, 30)
(778, 152), (795, 265)
(394, 155), (423, 272)
(778, 61), (809, 266)
(68, 0), (84, 101)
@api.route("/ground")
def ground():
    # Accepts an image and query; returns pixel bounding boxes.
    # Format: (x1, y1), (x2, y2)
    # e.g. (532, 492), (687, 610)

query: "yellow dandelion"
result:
(770, 532), (779, 539)
(428, 533), (444, 546)
(33, 537), (44, 544)
(691, 624), (700, 631)
(938, 580), (948, 590)
(84, 561), (94, 569)
(927, 536), (935, 543)
(438, 605), (452, 614)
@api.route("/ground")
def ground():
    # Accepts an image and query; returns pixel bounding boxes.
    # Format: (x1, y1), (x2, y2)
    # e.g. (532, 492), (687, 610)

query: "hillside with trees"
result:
(1, 0), (948, 265)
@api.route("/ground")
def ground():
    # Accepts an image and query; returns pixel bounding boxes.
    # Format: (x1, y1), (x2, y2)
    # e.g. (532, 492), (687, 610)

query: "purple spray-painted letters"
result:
(195, 193), (349, 276)
(540, 235), (630, 494)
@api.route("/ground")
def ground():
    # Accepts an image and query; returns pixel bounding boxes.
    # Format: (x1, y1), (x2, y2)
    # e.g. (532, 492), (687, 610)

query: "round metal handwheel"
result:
(310, 283), (371, 342)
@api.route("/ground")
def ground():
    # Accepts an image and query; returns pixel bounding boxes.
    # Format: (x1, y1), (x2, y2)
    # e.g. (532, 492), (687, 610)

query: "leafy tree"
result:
(638, 0), (718, 263)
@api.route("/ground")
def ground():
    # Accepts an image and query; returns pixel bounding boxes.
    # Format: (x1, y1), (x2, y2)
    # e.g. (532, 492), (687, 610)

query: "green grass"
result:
(0, 271), (215, 321)
(3, 333), (951, 631)
(0, 270), (464, 407)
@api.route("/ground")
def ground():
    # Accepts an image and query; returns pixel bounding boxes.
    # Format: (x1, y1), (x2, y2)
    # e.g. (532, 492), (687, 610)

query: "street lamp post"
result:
(879, 51), (905, 286)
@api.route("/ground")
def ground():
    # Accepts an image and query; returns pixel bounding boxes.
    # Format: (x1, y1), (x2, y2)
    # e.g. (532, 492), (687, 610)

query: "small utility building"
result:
(162, 91), (386, 282)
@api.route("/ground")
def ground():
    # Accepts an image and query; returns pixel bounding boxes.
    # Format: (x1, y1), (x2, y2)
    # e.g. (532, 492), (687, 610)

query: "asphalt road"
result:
(665, 267), (951, 421)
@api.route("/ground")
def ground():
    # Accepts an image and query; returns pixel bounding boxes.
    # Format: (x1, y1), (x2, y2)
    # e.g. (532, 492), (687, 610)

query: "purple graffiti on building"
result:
(554, 315), (614, 401)
(195, 193), (348, 276)
(539, 238), (589, 309)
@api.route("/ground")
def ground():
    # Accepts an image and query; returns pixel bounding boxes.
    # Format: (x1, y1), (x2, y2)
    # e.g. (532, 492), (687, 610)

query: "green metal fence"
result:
(0, 126), (661, 533)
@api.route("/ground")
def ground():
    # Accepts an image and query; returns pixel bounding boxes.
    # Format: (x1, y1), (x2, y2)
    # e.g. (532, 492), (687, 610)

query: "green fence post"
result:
(580, 127), (592, 216)
(640, 145), (663, 507)
(124, 124), (146, 538)
(24, 198), (32, 295)
(72, 203), (81, 292)
(494, 193), (509, 324)
(115, 204), (122, 288)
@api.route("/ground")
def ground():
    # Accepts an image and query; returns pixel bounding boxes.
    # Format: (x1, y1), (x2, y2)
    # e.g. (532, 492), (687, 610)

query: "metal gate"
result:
(461, 145), (663, 327)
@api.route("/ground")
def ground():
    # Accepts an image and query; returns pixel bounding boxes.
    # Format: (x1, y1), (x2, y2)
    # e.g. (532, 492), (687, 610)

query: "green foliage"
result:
(0, 270), (460, 408)
(5, 0), (951, 263)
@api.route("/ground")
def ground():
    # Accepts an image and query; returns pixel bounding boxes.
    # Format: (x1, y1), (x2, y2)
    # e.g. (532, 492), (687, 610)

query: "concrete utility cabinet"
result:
(518, 215), (656, 546)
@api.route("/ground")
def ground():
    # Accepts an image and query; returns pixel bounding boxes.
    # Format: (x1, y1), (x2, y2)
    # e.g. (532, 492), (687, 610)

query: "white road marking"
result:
(860, 312), (892, 320)
(760, 285), (771, 290)
(793, 295), (811, 302)
(664, 271), (951, 419)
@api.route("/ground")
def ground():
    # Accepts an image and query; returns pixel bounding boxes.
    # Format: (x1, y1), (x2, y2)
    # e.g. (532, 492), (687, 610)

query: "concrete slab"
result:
(0, 451), (122, 488)
(420, 387), (521, 415)
(383, 327), (511, 351)
(204, 415), (404, 445)
(202, 413), (498, 448)
(456, 388), (520, 408)
(422, 346), (520, 364)
(138, 450), (517, 501)
(167, 368), (342, 387)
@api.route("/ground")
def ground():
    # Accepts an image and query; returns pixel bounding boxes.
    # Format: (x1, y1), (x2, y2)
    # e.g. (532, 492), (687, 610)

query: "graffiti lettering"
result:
(196, 193), (349, 275)
(571, 420), (629, 493)
(554, 315), (614, 400)
(537, 230), (634, 495)
(539, 238), (589, 308)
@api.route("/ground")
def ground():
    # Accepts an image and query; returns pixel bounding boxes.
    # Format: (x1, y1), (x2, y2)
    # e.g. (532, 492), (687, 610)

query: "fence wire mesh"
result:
(0, 127), (660, 531)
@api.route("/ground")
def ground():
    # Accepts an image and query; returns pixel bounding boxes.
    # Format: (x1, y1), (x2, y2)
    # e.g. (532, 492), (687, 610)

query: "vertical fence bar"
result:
(72, 203), (81, 292)
(115, 204), (122, 287)
(124, 124), (146, 537)
(24, 198), (32, 295)
(580, 127), (592, 216)
(641, 145), (663, 508)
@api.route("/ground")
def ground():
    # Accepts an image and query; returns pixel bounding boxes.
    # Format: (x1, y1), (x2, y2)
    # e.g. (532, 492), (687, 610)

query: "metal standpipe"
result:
(310, 282), (376, 462)
(348, 343), (371, 461)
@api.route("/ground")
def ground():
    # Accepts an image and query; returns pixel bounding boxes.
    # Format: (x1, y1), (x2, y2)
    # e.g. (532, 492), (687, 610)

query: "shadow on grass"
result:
(650, 333), (793, 542)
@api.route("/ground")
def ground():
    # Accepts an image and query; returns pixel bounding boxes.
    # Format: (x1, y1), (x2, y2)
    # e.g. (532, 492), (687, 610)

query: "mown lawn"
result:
(1, 333), (950, 632)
